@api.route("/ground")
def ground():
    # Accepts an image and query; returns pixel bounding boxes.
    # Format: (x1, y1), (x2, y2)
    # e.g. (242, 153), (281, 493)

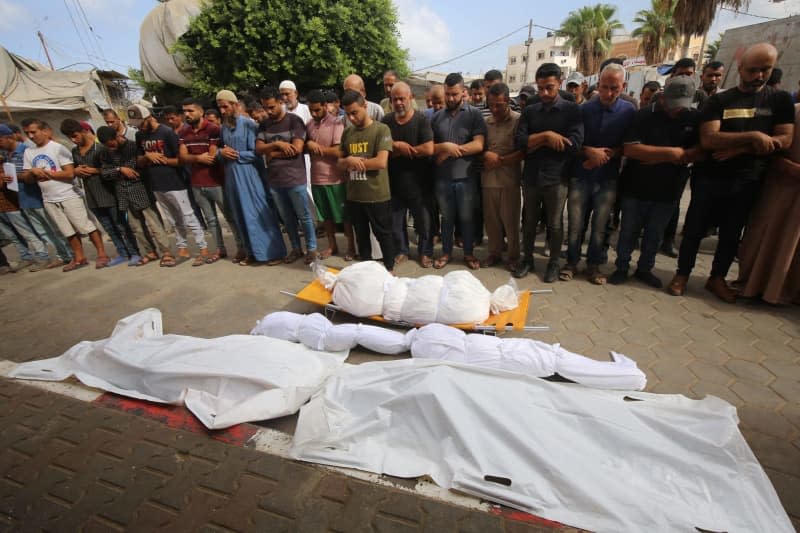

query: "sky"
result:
(1, 0), (798, 76)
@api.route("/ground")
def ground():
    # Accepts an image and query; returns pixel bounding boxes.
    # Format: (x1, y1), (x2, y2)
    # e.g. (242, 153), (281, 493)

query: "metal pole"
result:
(37, 31), (56, 70)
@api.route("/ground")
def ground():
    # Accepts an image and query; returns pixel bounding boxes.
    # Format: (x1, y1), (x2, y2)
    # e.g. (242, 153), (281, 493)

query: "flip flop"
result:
(62, 259), (89, 272)
(160, 255), (177, 267)
(433, 254), (451, 269)
(204, 253), (221, 264)
(464, 255), (480, 270)
(343, 252), (356, 262)
(192, 254), (209, 267)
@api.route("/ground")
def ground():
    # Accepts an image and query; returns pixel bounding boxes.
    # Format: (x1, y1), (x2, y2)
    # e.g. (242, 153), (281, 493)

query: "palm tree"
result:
(673, 0), (748, 57)
(558, 4), (624, 75)
(632, 0), (679, 65)
(704, 32), (723, 61)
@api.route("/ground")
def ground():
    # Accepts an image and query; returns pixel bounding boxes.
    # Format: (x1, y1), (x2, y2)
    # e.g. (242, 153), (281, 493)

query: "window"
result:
(509, 75), (516, 83)
(510, 56), (517, 64)
(537, 51), (544, 60)
(522, 55), (527, 63)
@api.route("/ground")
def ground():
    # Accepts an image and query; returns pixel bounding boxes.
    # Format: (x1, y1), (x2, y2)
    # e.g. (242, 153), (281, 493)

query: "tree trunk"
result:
(680, 33), (691, 59)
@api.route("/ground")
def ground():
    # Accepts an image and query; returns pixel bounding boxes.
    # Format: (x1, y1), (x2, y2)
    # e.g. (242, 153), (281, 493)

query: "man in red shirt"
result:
(178, 98), (241, 264)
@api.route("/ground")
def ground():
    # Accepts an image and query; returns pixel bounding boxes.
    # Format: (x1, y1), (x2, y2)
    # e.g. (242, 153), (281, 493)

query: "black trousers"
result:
(677, 178), (760, 278)
(349, 199), (396, 271)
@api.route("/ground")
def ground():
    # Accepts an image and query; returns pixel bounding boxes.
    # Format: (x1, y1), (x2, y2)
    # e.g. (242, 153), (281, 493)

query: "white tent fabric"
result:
(7, 309), (348, 429)
(139, 0), (202, 87)
(0, 47), (110, 123)
(291, 359), (793, 533)
(251, 312), (647, 390)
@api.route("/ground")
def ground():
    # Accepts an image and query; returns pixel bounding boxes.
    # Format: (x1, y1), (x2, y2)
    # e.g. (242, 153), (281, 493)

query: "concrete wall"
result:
(716, 15), (800, 94)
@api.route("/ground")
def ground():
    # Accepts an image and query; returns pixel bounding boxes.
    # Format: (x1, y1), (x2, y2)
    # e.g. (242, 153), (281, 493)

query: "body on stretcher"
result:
(282, 268), (550, 333)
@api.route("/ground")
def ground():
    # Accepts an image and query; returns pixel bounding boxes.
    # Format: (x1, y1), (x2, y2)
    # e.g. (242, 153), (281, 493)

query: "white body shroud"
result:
(318, 261), (517, 325)
(251, 311), (647, 391)
(8, 309), (348, 429)
(290, 359), (793, 533)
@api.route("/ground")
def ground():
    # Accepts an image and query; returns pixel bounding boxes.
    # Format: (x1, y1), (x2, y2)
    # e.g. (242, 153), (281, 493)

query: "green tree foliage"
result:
(673, 0), (747, 57)
(704, 32), (723, 62)
(558, 4), (624, 75)
(175, 0), (409, 94)
(632, 0), (679, 65)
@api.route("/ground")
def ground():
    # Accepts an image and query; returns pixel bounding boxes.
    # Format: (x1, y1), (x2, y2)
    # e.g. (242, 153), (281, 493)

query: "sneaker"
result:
(108, 256), (129, 267)
(127, 255), (142, 267)
(28, 260), (49, 273)
(543, 262), (560, 283)
(608, 269), (629, 285)
(634, 270), (662, 288)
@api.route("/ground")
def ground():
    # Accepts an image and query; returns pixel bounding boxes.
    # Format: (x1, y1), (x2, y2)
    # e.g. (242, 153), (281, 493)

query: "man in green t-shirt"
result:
(337, 90), (396, 271)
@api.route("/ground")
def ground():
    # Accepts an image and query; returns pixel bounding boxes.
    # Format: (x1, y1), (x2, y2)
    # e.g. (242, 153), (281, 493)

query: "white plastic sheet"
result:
(252, 312), (646, 390)
(291, 359), (793, 533)
(8, 309), (348, 429)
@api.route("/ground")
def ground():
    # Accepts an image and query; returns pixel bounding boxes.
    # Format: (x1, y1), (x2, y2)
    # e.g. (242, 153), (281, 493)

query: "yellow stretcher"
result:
(282, 268), (550, 333)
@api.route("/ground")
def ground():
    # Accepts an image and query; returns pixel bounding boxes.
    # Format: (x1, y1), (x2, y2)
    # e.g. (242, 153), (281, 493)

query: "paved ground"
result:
(0, 216), (798, 530)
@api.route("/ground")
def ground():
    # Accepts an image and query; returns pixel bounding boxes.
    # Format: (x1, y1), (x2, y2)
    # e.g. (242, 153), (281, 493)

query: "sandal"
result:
(204, 253), (221, 264)
(420, 255), (433, 268)
(232, 250), (247, 264)
(559, 265), (577, 281)
(192, 254), (209, 267)
(586, 266), (607, 285)
(136, 253), (159, 266)
(160, 255), (177, 268)
(266, 258), (283, 266)
(343, 251), (357, 262)
(464, 255), (480, 270)
(304, 251), (319, 265)
(284, 249), (304, 264)
(62, 259), (88, 272)
(95, 257), (110, 269)
(433, 254), (451, 269)
(481, 255), (501, 268)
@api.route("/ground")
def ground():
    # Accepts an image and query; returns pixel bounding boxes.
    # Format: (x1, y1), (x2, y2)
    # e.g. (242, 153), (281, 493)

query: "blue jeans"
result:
(192, 186), (234, 252)
(567, 178), (616, 266)
(21, 207), (73, 262)
(615, 197), (675, 273)
(0, 211), (49, 260)
(92, 206), (139, 258)
(270, 184), (317, 252)
(435, 177), (478, 256)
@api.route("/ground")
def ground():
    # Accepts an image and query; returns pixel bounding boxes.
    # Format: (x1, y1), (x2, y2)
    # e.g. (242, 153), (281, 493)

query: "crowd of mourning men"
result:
(0, 41), (798, 305)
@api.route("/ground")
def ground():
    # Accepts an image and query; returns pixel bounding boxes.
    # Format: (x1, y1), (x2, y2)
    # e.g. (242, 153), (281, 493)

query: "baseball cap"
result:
(663, 76), (696, 110)
(519, 85), (536, 98)
(0, 124), (13, 136)
(566, 72), (585, 86)
(126, 104), (151, 128)
(279, 80), (297, 91)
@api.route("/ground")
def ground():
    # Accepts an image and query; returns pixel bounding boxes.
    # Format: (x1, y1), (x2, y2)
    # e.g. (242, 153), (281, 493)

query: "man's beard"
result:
(446, 99), (461, 111)
(187, 117), (201, 127)
(223, 112), (238, 128)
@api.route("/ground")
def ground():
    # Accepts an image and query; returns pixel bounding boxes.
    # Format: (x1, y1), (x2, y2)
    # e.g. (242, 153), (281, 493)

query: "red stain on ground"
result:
(488, 507), (564, 528)
(94, 393), (257, 446)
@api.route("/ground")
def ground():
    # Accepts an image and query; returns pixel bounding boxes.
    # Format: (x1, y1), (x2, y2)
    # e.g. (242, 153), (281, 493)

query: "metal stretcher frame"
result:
(282, 269), (550, 333)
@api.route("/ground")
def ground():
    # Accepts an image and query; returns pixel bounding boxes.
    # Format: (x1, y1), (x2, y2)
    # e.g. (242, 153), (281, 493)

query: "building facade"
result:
(505, 33), (577, 93)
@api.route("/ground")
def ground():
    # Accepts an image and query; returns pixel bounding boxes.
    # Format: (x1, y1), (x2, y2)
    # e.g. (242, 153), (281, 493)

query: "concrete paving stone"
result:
(737, 406), (799, 440)
(682, 342), (730, 365)
(328, 480), (392, 532)
(590, 316), (628, 334)
(684, 326), (726, 346)
(761, 467), (800, 527)
(780, 403), (800, 433)
(376, 490), (423, 524)
(679, 311), (720, 331)
(724, 359), (776, 385)
(250, 509), (295, 532)
(687, 361), (735, 386)
(771, 379), (800, 405)
(747, 324), (791, 348)
(619, 327), (659, 348)
(719, 341), (765, 363)
(647, 361), (698, 391)
(712, 310), (753, 328)
(714, 325), (759, 348)
(762, 358), (800, 384)
(753, 339), (797, 363)
(651, 312), (690, 329)
(373, 514), (420, 533)
(616, 343), (659, 367)
(561, 318), (598, 334)
(730, 380), (786, 410)
(257, 462), (323, 519)
(622, 302), (658, 319)
(688, 382), (744, 406)
(788, 338), (800, 354)
(559, 332), (594, 354)
(147, 456), (220, 511)
(588, 330), (624, 350)
(742, 430), (800, 478)
(650, 343), (696, 365)
(646, 381), (692, 396)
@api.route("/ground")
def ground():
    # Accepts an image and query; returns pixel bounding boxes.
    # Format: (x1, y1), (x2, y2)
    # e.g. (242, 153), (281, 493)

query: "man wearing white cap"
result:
(279, 80), (311, 124)
(215, 89), (287, 265)
(566, 72), (587, 105)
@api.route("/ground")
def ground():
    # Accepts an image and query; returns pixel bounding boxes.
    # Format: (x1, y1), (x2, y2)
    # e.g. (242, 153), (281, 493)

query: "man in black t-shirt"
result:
(382, 82), (435, 268)
(668, 43), (795, 302)
(610, 77), (703, 289)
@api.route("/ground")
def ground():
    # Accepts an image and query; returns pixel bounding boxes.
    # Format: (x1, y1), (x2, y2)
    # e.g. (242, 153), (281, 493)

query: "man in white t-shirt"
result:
(279, 80), (312, 123)
(20, 118), (110, 271)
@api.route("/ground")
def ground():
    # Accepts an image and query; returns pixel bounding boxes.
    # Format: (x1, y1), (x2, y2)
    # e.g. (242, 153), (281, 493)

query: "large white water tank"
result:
(139, 0), (202, 87)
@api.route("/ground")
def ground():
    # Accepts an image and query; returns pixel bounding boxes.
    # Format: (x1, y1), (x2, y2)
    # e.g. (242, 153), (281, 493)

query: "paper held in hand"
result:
(2, 162), (18, 192)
